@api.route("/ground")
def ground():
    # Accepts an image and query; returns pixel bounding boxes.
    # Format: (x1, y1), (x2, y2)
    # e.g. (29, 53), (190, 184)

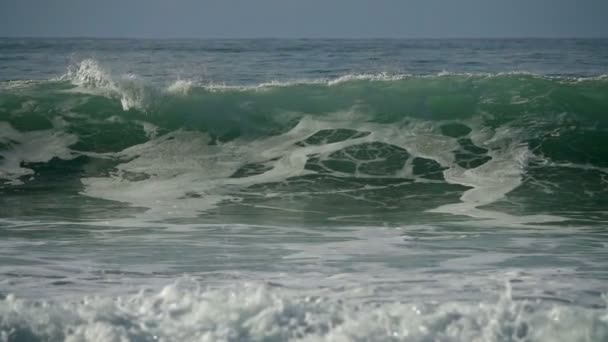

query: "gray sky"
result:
(1, 0), (607, 38)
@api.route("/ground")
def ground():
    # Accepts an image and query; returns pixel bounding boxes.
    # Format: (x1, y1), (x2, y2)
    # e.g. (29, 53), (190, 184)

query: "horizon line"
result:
(2, 35), (608, 41)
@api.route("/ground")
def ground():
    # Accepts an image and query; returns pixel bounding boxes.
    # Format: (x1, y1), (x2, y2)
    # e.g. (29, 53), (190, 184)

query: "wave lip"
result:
(60, 59), (148, 111)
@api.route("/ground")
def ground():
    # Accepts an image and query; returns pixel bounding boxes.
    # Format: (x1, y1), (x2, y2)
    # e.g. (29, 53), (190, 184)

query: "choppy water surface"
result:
(1, 39), (608, 341)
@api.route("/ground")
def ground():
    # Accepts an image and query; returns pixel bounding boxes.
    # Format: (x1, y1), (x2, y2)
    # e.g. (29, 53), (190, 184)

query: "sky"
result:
(1, 0), (607, 39)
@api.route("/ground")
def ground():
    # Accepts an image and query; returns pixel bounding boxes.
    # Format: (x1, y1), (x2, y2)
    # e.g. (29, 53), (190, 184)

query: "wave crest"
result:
(61, 59), (147, 111)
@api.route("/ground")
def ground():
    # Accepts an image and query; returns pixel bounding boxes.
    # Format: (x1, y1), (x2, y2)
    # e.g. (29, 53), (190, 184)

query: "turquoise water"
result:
(1, 39), (608, 341)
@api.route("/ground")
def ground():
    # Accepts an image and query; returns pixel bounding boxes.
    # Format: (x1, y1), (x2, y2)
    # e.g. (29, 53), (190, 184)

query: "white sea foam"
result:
(0, 278), (606, 342)
(427, 124), (566, 224)
(78, 112), (537, 223)
(0, 121), (78, 185)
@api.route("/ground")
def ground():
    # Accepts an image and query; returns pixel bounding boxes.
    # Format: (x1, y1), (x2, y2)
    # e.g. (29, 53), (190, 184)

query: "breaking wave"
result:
(1, 60), (607, 223)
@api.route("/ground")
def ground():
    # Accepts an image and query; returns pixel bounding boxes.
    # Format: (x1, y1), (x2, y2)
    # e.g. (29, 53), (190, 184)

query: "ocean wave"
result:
(1, 60), (607, 223)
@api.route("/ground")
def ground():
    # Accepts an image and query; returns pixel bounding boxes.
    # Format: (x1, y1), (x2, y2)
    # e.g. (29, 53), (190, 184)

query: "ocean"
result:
(1, 38), (607, 341)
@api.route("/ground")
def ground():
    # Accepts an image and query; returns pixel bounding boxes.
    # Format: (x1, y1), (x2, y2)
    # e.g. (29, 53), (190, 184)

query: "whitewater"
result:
(1, 38), (608, 341)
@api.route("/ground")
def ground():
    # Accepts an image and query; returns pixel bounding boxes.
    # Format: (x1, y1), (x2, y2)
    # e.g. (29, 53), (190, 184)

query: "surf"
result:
(1, 278), (607, 342)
